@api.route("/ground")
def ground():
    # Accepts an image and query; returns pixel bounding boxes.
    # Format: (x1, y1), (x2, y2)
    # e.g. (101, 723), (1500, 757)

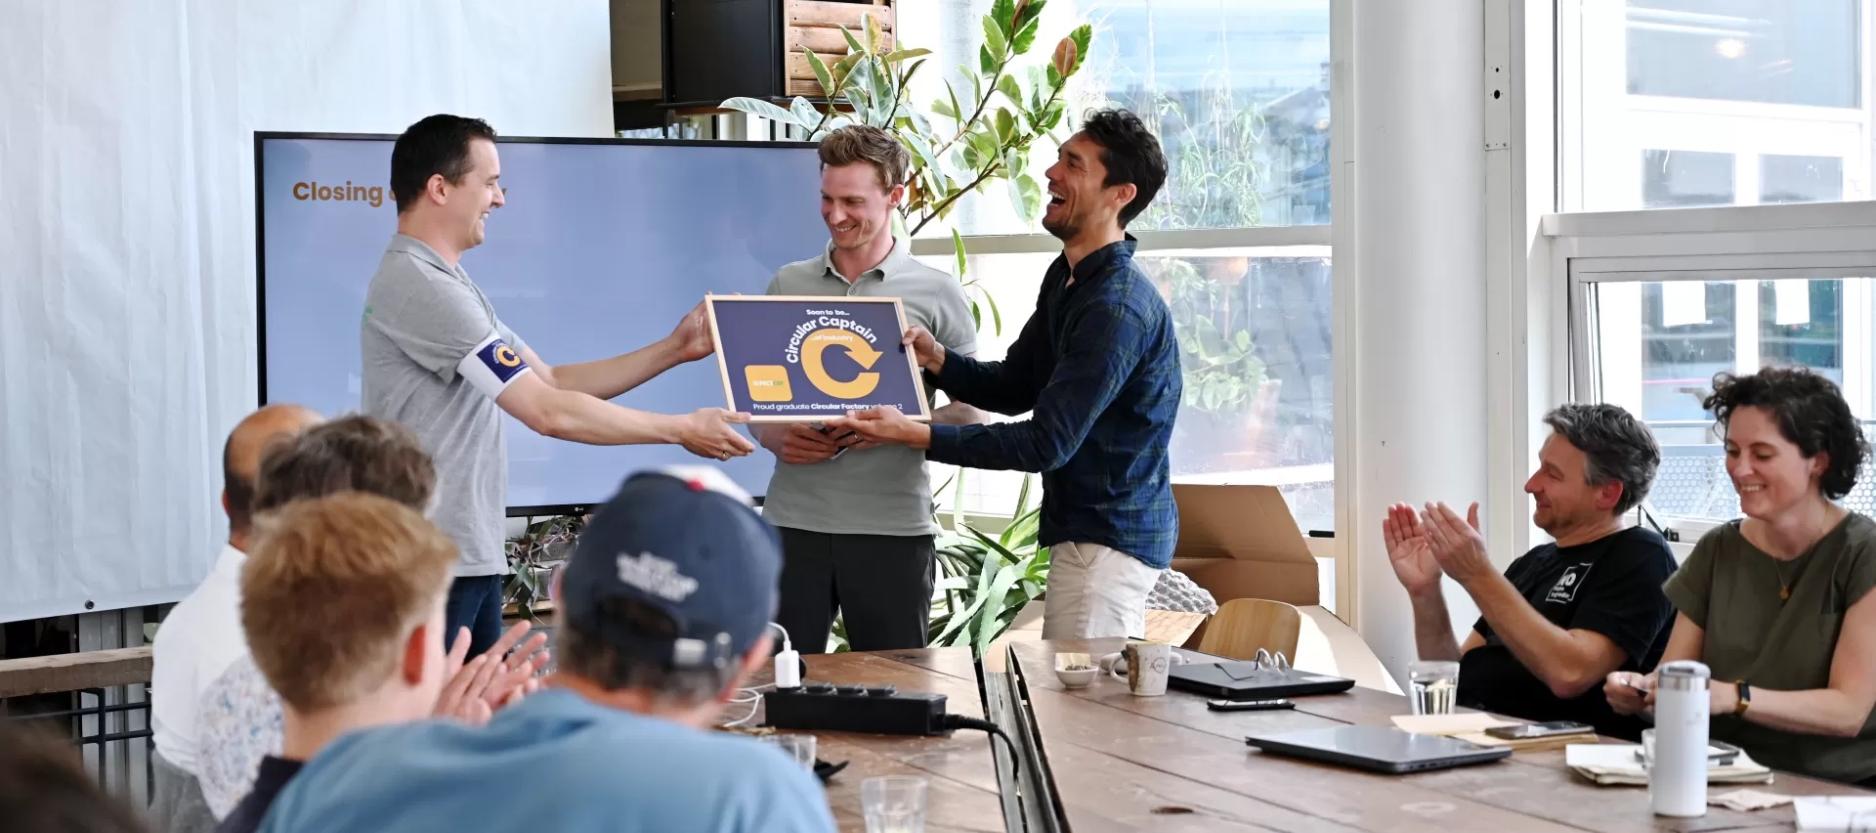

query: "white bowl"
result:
(1055, 667), (1098, 688)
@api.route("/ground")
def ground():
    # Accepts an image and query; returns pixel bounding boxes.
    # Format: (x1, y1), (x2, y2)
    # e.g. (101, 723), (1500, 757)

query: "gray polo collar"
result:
(821, 236), (911, 283)
(387, 233), (463, 276)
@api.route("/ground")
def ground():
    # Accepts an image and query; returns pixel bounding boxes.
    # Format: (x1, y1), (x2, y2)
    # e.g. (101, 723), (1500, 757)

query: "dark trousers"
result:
(445, 575), (506, 659)
(775, 528), (934, 654)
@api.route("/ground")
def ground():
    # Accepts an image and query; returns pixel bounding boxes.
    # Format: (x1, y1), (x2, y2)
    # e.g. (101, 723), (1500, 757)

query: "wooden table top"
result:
(1007, 639), (1873, 833)
(734, 648), (1006, 833)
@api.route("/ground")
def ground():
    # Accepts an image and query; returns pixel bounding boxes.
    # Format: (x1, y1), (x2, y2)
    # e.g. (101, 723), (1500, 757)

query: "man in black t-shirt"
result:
(1383, 404), (1677, 738)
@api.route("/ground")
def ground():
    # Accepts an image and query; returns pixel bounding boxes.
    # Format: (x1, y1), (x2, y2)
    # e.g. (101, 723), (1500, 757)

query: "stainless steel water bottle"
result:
(1651, 660), (1711, 817)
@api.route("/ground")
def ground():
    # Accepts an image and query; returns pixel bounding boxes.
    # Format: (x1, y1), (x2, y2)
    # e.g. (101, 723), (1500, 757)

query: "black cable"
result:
(940, 714), (1019, 764)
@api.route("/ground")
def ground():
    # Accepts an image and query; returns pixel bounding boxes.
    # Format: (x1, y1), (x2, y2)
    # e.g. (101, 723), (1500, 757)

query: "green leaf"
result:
(868, 56), (893, 122)
(994, 108), (1016, 143)
(718, 97), (802, 128)
(789, 96), (822, 128)
(932, 96), (959, 120)
(882, 48), (933, 64)
(834, 51), (865, 85)
(997, 74), (1023, 107)
(1042, 101), (1065, 131)
(983, 16), (1008, 61)
(804, 48), (835, 97)
(1046, 62), (1063, 88)
(1069, 24), (1093, 74)
(1012, 17), (1041, 55)
(971, 560), (1024, 655)
(991, 0), (1017, 36)
(952, 229), (968, 279)
(980, 44), (999, 77)
(969, 298), (982, 330)
(1236, 330), (1252, 351)
(968, 130), (1001, 163)
(943, 80), (965, 125)
(1018, 0), (1047, 27)
(1011, 173), (1043, 224)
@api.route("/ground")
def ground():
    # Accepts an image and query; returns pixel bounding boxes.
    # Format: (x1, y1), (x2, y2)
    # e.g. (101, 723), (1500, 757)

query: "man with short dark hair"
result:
(832, 109), (1182, 640)
(366, 114), (754, 658)
(757, 125), (982, 653)
(255, 469), (834, 833)
(151, 403), (321, 833)
(1384, 402), (1677, 736)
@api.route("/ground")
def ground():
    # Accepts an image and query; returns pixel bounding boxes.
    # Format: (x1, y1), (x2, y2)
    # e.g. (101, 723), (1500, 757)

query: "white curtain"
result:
(0, 0), (614, 621)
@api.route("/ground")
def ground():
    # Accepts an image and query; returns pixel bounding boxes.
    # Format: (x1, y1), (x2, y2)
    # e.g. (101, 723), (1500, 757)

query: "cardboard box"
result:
(1169, 484), (1319, 607)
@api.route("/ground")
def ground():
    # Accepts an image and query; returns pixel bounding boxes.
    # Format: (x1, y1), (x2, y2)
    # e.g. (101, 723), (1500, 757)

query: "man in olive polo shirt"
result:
(754, 126), (980, 653)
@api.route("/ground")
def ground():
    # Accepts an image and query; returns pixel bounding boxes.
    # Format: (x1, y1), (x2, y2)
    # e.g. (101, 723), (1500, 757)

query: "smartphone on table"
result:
(1483, 720), (1593, 740)
(1207, 698), (1294, 712)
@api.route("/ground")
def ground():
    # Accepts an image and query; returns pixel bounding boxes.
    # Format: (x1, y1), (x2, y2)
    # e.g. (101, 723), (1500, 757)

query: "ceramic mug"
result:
(1096, 641), (1188, 696)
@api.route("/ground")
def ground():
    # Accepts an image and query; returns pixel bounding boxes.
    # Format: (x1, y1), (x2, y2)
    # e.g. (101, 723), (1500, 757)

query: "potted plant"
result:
(720, 0), (1094, 332)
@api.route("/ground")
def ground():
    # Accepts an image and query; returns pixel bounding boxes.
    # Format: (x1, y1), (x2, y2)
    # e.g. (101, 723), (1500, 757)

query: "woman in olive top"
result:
(1605, 366), (1876, 785)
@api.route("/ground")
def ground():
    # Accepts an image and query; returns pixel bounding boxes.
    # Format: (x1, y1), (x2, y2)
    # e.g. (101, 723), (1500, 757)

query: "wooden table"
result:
(734, 648), (1007, 833)
(999, 639), (1873, 833)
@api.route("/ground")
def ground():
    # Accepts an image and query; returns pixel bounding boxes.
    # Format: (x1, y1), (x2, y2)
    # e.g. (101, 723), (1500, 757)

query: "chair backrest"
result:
(1197, 598), (1303, 661)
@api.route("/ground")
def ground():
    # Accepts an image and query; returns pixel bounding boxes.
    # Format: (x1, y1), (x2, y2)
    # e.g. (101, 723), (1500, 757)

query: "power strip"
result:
(764, 682), (948, 736)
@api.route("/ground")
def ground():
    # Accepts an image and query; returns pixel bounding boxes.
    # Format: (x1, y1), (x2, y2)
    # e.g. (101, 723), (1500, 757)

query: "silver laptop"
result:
(1244, 725), (1512, 774)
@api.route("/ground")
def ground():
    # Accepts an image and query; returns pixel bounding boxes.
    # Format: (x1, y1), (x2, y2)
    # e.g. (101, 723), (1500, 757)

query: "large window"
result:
(1560, 220), (1876, 533)
(909, 0), (1335, 534)
(1562, 0), (1870, 213)
(1558, 3), (1876, 537)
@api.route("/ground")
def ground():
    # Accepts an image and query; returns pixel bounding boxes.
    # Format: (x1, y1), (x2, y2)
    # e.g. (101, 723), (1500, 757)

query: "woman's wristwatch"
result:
(1734, 680), (1752, 715)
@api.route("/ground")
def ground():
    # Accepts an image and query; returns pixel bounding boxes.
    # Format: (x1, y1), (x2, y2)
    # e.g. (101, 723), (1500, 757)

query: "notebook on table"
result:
(1244, 725), (1513, 774)
(1167, 660), (1356, 699)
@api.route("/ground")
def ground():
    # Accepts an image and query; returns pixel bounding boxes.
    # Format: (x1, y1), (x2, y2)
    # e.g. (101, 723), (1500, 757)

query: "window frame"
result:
(1557, 0), (1876, 213)
(1548, 200), (1876, 545)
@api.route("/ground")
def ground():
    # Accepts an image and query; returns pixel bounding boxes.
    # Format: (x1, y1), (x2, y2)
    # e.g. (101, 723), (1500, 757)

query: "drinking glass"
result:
(1408, 660), (1460, 715)
(764, 733), (817, 770)
(862, 775), (929, 833)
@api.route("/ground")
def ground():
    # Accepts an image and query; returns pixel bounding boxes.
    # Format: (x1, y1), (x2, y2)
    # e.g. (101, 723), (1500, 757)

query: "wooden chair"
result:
(1197, 598), (1303, 662)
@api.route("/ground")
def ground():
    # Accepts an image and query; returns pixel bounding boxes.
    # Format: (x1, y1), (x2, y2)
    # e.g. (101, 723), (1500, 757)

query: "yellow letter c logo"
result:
(800, 328), (881, 399)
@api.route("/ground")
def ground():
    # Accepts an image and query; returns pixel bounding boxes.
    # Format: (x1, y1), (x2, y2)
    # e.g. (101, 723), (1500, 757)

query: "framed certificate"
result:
(705, 295), (931, 422)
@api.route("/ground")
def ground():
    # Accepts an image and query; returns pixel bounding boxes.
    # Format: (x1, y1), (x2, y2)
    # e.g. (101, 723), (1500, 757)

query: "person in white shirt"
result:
(150, 403), (321, 833)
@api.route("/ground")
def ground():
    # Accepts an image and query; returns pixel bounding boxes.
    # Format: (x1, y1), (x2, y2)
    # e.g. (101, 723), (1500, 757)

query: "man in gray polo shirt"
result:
(755, 126), (980, 652)
(364, 114), (754, 658)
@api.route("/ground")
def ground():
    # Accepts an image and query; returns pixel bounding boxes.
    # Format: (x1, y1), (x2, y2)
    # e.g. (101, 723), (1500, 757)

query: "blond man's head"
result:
(242, 492), (457, 712)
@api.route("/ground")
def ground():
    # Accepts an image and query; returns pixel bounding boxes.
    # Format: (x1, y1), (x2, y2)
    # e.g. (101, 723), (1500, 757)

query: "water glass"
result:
(764, 733), (817, 770)
(862, 775), (929, 833)
(1408, 660), (1460, 715)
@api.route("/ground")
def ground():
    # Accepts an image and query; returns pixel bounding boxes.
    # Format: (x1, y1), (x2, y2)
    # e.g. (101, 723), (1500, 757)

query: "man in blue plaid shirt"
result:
(832, 109), (1180, 640)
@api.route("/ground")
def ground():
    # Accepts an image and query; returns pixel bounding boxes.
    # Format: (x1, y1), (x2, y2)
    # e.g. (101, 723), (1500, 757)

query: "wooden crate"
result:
(784, 0), (895, 98)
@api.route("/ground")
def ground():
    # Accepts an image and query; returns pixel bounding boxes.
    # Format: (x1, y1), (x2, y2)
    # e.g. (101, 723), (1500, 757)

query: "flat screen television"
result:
(256, 133), (829, 513)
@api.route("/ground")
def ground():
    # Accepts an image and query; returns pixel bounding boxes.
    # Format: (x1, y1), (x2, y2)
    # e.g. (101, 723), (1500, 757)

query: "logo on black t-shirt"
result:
(1546, 563), (1593, 604)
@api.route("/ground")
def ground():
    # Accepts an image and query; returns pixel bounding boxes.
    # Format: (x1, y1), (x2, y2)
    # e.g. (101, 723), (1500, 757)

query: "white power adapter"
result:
(770, 622), (802, 690)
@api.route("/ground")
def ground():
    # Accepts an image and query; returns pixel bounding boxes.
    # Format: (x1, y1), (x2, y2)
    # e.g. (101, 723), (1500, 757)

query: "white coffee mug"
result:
(1096, 641), (1187, 696)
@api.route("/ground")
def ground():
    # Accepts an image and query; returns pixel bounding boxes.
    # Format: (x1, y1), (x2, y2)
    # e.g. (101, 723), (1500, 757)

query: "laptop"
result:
(1167, 660), (1356, 699)
(1244, 726), (1512, 774)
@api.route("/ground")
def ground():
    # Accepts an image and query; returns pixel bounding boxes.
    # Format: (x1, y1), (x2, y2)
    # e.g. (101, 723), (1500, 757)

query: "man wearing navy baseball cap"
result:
(256, 468), (835, 833)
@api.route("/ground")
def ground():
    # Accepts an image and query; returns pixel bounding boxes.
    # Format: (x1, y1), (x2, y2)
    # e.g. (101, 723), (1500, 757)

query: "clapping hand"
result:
(1382, 503), (1443, 597)
(1420, 501), (1493, 586)
(434, 622), (552, 725)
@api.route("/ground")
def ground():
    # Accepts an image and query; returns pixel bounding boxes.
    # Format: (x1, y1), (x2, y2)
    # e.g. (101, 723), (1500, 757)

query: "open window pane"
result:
(1587, 276), (1875, 521)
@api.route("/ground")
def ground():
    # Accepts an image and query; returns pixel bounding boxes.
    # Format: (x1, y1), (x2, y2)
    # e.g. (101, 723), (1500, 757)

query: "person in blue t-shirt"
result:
(258, 468), (835, 833)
